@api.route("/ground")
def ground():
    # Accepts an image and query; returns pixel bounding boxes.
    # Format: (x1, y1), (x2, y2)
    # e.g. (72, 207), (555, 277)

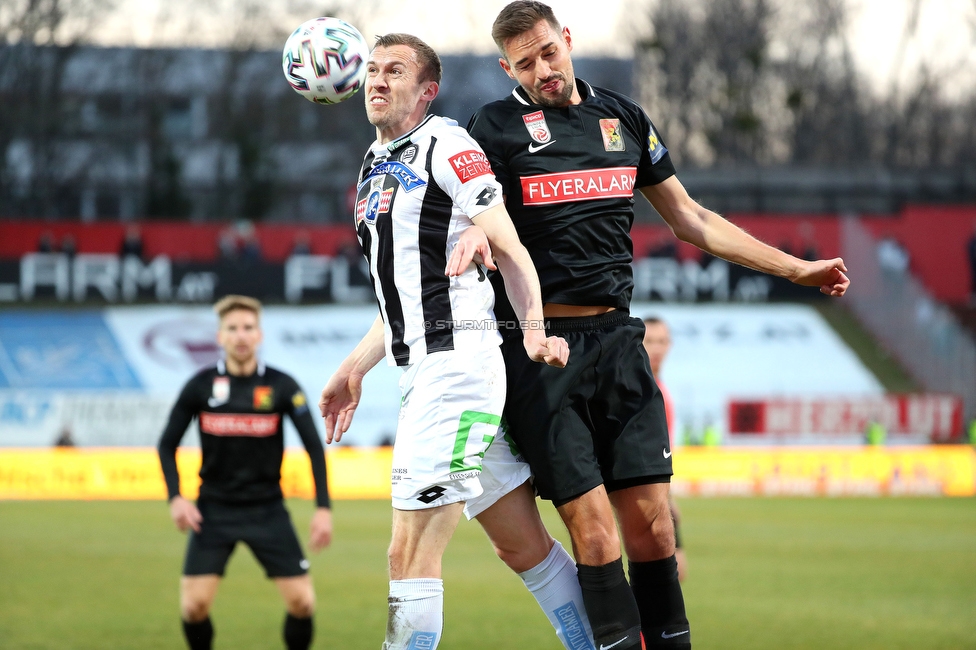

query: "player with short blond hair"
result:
(158, 295), (331, 650)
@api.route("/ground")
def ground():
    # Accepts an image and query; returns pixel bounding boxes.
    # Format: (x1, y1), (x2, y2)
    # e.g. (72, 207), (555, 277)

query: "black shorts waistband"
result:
(543, 309), (632, 334)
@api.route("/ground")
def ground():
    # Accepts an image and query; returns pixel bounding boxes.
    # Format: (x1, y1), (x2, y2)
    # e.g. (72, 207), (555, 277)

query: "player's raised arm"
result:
(640, 177), (850, 296)
(472, 205), (569, 368)
(319, 314), (386, 442)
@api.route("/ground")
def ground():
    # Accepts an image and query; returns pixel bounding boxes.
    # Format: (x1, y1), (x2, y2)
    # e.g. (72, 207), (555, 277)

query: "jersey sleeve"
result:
(466, 108), (512, 194)
(282, 375), (331, 509)
(430, 126), (505, 218)
(157, 376), (201, 501)
(634, 108), (677, 188)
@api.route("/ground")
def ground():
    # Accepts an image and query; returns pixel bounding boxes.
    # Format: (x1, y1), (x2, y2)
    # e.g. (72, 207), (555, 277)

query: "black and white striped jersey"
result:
(355, 115), (505, 367)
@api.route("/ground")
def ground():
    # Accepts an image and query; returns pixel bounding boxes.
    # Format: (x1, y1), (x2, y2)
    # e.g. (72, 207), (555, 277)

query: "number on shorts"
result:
(450, 410), (502, 473)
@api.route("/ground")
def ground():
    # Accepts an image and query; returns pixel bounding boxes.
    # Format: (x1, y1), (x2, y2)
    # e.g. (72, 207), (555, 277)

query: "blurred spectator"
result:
(239, 229), (262, 263)
(120, 225), (144, 259)
(968, 222), (976, 304)
(37, 231), (55, 253)
(217, 227), (238, 260)
(60, 234), (77, 258)
(291, 231), (312, 256)
(53, 425), (76, 447)
(877, 236), (910, 274)
(799, 221), (819, 261)
(237, 220), (261, 264)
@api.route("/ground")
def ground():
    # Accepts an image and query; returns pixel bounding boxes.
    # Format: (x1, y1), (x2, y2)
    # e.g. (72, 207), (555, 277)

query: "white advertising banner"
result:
(628, 302), (883, 442)
(0, 303), (882, 447)
(103, 305), (401, 447)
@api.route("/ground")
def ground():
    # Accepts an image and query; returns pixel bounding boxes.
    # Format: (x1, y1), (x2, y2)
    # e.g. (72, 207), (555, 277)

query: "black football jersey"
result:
(158, 360), (330, 507)
(467, 79), (676, 322)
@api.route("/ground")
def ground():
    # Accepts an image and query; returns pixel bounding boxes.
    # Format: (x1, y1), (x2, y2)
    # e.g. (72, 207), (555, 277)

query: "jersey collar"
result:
(369, 114), (458, 156)
(216, 358), (265, 376)
(511, 78), (594, 106)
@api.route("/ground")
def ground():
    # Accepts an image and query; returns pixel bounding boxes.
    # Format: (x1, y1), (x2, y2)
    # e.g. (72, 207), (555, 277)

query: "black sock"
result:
(629, 556), (691, 648)
(577, 559), (643, 650)
(182, 617), (213, 650)
(283, 613), (314, 650)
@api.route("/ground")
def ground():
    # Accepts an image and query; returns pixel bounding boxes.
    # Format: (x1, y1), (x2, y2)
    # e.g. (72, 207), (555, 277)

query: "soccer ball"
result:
(282, 17), (369, 105)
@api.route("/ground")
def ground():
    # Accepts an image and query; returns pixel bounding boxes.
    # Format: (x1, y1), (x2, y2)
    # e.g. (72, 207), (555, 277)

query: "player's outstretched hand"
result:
(445, 225), (497, 277)
(169, 495), (202, 533)
(319, 369), (364, 444)
(791, 257), (850, 297)
(525, 333), (569, 368)
(309, 507), (332, 552)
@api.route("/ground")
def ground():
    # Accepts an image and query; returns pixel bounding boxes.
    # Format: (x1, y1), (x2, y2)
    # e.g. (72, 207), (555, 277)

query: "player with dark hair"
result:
(158, 295), (332, 650)
(319, 33), (595, 650)
(465, 2), (850, 648)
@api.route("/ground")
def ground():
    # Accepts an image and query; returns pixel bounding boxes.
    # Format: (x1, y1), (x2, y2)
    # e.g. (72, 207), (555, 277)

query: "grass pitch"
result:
(1, 497), (973, 649)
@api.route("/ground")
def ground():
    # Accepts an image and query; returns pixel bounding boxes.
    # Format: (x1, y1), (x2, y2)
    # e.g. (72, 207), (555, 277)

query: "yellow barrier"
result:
(0, 447), (393, 501)
(0, 446), (973, 499)
(671, 446), (976, 497)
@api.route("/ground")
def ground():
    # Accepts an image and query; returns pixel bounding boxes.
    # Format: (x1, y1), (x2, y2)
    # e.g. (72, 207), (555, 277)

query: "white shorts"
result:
(392, 345), (528, 511)
(462, 428), (532, 520)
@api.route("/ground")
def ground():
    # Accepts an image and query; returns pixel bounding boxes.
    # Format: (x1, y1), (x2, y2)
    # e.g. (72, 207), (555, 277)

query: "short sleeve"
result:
(430, 127), (505, 218)
(634, 109), (677, 188)
(467, 109), (511, 193)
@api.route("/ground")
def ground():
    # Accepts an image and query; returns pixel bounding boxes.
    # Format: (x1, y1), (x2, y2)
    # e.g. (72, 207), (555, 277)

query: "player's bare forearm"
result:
(641, 178), (849, 296)
(472, 205), (544, 325)
(339, 314), (386, 376)
(472, 205), (569, 367)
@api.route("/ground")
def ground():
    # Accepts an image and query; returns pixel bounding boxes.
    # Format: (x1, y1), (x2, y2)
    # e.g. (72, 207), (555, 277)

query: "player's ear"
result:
(563, 27), (573, 53)
(421, 80), (439, 102)
(498, 57), (515, 80)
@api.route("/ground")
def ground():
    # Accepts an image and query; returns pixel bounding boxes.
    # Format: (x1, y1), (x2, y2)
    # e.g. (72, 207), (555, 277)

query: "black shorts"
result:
(183, 498), (308, 579)
(502, 311), (672, 505)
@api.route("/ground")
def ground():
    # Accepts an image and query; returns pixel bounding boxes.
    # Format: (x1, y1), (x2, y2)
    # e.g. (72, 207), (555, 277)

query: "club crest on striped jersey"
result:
(359, 187), (394, 225)
(399, 144), (419, 164)
(522, 110), (552, 144)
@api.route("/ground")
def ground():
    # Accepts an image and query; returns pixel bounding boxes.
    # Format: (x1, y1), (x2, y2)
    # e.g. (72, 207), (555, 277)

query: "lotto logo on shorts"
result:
(449, 150), (493, 182)
(416, 485), (447, 504)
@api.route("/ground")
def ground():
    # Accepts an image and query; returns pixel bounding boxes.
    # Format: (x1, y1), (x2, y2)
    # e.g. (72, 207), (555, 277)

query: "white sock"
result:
(382, 578), (444, 650)
(519, 540), (596, 650)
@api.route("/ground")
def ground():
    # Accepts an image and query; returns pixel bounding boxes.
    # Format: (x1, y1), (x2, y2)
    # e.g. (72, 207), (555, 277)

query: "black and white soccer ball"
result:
(282, 17), (369, 105)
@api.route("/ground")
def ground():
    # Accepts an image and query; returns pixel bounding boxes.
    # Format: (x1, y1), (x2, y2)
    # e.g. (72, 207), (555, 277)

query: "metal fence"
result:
(842, 216), (976, 422)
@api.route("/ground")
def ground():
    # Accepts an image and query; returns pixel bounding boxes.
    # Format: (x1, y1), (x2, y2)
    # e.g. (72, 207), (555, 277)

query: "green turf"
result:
(0, 497), (973, 649)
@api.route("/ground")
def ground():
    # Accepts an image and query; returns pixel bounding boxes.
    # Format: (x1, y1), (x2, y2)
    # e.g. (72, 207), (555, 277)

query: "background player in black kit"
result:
(158, 295), (331, 650)
(465, 3), (851, 649)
